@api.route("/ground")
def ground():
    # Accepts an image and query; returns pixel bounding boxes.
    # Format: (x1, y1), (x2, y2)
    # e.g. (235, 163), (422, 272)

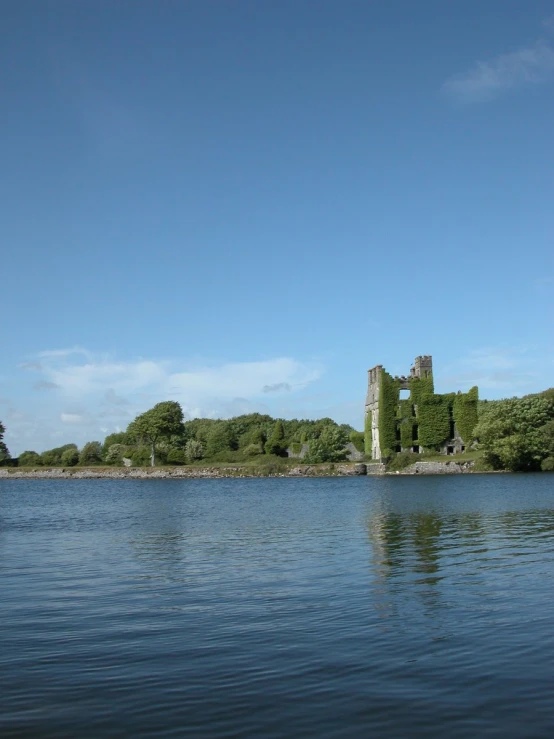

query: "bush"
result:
(18, 451), (42, 467)
(167, 449), (187, 465)
(541, 457), (554, 472)
(243, 443), (263, 457)
(185, 439), (204, 462)
(105, 444), (127, 465)
(61, 448), (79, 467)
(79, 441), (103, 466)
(388, 451), (419, 471)
(130, 446), (152, 466)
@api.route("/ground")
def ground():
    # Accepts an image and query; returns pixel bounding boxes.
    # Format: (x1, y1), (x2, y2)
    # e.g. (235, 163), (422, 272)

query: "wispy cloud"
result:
(262, 382), (292, 393)
(18, 361), (43, 371)
(443, 36), (554, 103)
(33, 381), (60, 391)
(438, 346), (541, 394)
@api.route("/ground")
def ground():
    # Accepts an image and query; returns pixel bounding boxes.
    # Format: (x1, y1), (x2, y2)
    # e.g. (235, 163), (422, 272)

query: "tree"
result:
(105, 444), (127, 465)
(102, 432), (129, 457)
(61, 447), (79, 467)
(18, 450), (42, 467)
(475, 393), (554, 471)
(41, 444), (78, 466)
(185, 438), (204, 462)
(79, 441), (103, 466)
(265, 420), (287, 456)
(304, 426), (348, 463)
(205, 423), (235, 458)
(127, 401), (184, 466)
(0, 421), (11, 461)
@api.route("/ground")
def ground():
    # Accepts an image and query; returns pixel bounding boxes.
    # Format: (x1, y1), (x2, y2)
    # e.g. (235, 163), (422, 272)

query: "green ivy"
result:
(371, 368), (478, 459)
(417, 395), (452, 449)
(350, 431), (365, 453)
(410, 375), (434, 405)
(453, 386), (478, 444)
(378, 370), (400, 457)
(364, 410), (372, 455)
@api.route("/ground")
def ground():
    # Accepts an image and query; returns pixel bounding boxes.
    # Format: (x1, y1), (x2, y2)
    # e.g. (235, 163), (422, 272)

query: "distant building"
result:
(365, 355), (478, 460)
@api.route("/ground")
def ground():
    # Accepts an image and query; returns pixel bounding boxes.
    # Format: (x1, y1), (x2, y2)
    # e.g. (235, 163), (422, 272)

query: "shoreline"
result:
(0, 460), (488, 479)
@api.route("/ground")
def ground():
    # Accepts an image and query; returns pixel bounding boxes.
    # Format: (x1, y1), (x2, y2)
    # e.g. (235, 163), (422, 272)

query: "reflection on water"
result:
(1, 475), (554, 738)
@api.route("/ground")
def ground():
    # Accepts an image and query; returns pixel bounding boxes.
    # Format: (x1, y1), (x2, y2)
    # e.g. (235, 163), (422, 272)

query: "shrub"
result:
(243, 443), (263, 457)
(388, 451), (419, 471)
(541, 457), (554, 472)
(105, 444), (127, 465)
(167, 449), (187, 465)
(61, 448), (79, 467)
(18, 451), (42, 467)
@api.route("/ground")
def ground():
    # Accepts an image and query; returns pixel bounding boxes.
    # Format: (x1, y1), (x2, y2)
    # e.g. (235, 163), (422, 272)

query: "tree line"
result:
(4, 403), (364, 468)
(2, 387), (554, 471)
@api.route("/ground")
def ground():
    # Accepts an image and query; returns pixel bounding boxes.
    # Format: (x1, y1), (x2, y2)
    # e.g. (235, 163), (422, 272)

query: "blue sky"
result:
(2, 0), (554, 454)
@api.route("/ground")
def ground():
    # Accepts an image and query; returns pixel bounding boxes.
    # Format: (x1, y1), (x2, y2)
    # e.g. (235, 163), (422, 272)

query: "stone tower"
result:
(411, 355), (433, 379)
(365, 355), (433, 460)
(365, 364), (383, 459)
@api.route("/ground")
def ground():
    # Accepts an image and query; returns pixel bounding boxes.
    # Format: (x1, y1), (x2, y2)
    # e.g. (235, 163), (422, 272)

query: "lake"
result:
(1, 474), (554, 737)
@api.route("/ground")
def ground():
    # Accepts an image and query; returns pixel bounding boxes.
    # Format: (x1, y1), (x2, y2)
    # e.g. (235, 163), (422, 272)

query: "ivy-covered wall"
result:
(453, 386), (479, 444)
(364, 410), (372, 455)
(417, 394), (453, 448)
(378, 370), (400, 457)
(373, 370), (478, 458)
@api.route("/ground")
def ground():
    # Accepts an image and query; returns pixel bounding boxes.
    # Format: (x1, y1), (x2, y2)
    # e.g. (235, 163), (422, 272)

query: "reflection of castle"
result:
(365, 355), (478, 460)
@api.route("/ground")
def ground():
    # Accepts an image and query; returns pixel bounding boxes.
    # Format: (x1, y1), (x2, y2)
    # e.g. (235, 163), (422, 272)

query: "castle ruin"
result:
(365, 355), (478, 461)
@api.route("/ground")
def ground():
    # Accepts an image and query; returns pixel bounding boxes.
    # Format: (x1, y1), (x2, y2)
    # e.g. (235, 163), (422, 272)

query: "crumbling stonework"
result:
(365, 355), (478, 461)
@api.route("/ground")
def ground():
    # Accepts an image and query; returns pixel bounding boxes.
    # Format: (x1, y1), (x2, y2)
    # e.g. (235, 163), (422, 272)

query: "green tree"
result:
(61, 447), (79, 466)
(127, 401), (184, 466)
(79, 441), (103, 466)
(265, 420), (287, 456)
(18, 450), (42, 466)
(0, 421), (9, 461)
(475, 393), (554, 471)
(40, 444), (78, 466)
(102, 432), (129, 457)
(105, 443), (127, 465)
(167, 449), (187, 465)
(304, 427), (348, 463)
(185, 438), (204, 462)
(205, 423), (235, 458)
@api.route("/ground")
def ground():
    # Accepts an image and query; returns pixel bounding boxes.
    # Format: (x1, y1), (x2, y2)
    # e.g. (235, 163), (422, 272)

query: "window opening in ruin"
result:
(412, 424), (418, 441)
(395, 445), (401, 453)
(461, 446), (465, 452)
(412, 445), (419, 454)
(395, 425), (401, 441)
(399, 388), (410, 400)
(447, 446), (454, 455)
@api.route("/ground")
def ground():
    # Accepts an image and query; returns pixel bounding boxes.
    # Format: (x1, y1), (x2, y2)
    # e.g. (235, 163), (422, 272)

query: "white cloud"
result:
(61, 412), (88, 424)
(38, 346), (92, 360)
(443, 38), (554, 103)
(4, 349), (323, 454)
(40, 352), (321, 407)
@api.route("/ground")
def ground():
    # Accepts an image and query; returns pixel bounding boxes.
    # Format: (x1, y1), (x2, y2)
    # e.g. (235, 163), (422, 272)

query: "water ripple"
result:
(1, 475), (554, 737)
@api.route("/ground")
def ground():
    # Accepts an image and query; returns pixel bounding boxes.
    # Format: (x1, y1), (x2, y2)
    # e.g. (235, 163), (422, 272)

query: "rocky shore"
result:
(0, 460), (478, 479)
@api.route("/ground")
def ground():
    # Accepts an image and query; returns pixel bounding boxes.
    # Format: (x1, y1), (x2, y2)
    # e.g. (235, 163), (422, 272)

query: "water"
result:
(1, 474), (554, 737)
